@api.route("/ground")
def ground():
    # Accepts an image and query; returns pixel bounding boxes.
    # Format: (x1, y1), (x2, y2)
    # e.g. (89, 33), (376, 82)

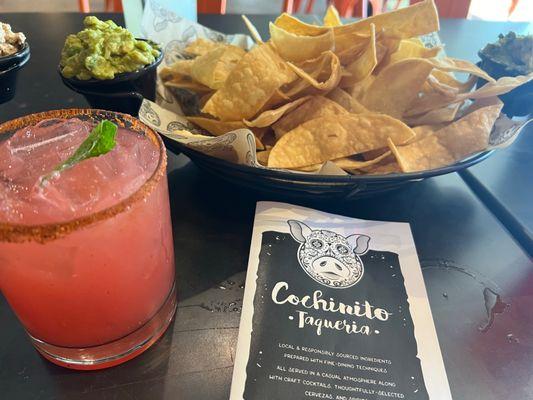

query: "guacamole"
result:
(478, 32), (532, 77)
(60, 16), (160, 80)
(478, 32), (532, 117)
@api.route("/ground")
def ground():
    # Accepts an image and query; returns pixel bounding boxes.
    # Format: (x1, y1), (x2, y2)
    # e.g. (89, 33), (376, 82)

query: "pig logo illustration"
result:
(288, 220), (370, 289)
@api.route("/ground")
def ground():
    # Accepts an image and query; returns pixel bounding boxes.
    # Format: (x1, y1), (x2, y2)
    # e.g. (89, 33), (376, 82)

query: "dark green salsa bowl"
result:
(477, 33), (532, 118)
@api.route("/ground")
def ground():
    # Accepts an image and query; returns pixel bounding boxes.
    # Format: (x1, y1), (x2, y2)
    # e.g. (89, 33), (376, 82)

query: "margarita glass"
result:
(0, 109), (176, 370)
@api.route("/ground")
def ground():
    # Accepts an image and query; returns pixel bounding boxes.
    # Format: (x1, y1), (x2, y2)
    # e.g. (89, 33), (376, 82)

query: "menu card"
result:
(230, 202), (452, 400)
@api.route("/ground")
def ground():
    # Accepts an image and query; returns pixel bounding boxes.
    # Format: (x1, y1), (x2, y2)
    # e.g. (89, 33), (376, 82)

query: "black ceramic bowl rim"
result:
(58, 39), (163, 86)
(168, 139), (495, 183)
(0, 42), (30, 70)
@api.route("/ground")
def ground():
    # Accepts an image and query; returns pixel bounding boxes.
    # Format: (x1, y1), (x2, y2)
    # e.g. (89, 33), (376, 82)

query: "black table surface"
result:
(460, 130), (533, 257)
(1, 13), (532, 400)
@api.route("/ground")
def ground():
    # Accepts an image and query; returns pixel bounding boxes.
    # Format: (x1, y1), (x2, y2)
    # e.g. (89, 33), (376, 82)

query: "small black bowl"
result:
(0, 43), (30, 104)
(59, 40), (163, 116)
(476, 61), (532, 118)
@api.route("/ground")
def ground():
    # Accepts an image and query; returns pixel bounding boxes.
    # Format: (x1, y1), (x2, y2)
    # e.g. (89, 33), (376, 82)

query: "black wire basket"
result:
(163, 137), (494, 200)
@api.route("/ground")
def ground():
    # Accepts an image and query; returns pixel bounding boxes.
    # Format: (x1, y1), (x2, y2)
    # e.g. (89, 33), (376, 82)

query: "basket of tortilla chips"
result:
(139, 0), (532, 199)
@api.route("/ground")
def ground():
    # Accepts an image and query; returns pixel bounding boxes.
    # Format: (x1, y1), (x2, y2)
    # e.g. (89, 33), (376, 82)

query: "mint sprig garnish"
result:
(41, 120), (117, 185)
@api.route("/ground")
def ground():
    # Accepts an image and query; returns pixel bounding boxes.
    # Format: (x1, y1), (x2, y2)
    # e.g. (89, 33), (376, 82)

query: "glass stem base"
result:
(28, 283), (177, 370)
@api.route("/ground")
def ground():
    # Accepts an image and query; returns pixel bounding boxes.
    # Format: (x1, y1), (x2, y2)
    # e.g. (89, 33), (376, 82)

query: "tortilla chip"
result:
(404, 102), (462, 126)
(242, 15), (263, 43)
(406, 73), (533, 116)
(293, 152), (390, 173)
(161, 59), (215, 97)
(160, 60), (194, 81)
(374, 41), (388, 66)
(273, 13), (329, 36)
(349, 74), (376, 99)
(202, 43), (296, 121)
(270, 22), (334, 63)
(359, 155), (402, 174)
(388, 136), (453, 172)
(336, 0), (439, 38)
(341, 24), (377, 87)
(190, 45), (246, 90)
(389, 40), (441, 64)
(405, 92), (448, 118)
(430, 69), (477, 93)
(327, 87), (369, 113)
(254, 133), (266, 151)
(335, 32), (372, 64)
(372, 29), (403, 71)
(405, 124), (445, 144)
(461, 95), (504, 114)
(272, 96), (348, 138)
(423, 74), (460, 98)
(199, 92), (214, 108)
(244, 96), (311, 128)
(285, 51), (341, 97)
(462, 73), (533, 99)
(326, 87), (353, 110)
(404, 37), (425, 46)
(430, 57), (495, 82)
(388, 102), (503, 172)
(274, 0), (439, 39)
(360, 148), (388, 161)
(333, 151), (392, 170)
(258, 89), (292, 113)
(282, 54), (330, 98)
(184, 38), (220, 56)
(360, 58), (434, 118)
(186, 116), (246, 136)
(164, 76), (212, 93)
(268, 114), (415, 168)
(256, 150), (271, 165)
(288, 163), (318, 172)
(419, 82), (456, 104)
(323, 5), (342, 27)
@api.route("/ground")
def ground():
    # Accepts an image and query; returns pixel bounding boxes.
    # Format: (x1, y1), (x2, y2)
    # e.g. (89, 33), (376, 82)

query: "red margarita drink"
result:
(0, 110), (176, 370)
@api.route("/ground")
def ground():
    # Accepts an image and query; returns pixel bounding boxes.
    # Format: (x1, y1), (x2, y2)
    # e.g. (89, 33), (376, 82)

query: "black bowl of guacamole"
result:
(58, 16), (163, 116)
(59, 43), (163, 116)
(477, 32), (532, 117)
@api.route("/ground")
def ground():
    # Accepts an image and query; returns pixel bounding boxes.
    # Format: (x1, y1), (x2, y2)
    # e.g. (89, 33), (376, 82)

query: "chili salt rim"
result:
(0, 108), (167, 244)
